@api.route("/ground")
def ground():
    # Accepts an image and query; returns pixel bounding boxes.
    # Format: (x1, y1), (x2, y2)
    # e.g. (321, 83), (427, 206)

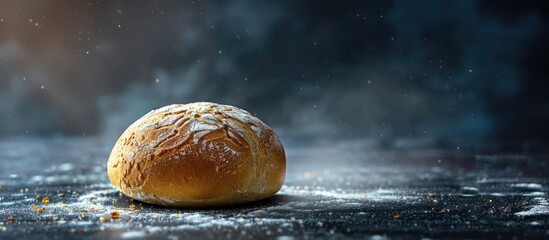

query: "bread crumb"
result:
(393, 214), (401, 220)
(42, 196), (50, 204)
(31, 205), (46, 213)
(99, 217), (109, 223)
(7, 216), (14, 221)
(110, 211), (120, 219)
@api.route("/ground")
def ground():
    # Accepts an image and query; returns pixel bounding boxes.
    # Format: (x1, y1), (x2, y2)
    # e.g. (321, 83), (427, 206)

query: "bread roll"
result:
(107, 102), (286, 207)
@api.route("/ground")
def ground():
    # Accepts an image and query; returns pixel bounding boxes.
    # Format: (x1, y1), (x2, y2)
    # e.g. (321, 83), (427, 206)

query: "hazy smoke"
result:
(0, 0), (547, 139)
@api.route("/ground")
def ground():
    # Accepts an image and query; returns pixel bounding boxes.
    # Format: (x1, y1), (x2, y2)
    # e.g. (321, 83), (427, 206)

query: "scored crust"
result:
(107, 102), (286, 207)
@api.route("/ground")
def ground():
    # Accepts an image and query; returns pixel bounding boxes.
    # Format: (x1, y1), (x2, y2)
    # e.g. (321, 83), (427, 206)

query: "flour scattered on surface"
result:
(516, 197), (549, 216)
(120, 231), (147, 239)
(511, 183), (543, 190)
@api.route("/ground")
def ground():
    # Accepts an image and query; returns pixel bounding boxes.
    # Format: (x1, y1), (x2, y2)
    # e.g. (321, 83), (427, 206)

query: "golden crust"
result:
(107, 102), (286, 207)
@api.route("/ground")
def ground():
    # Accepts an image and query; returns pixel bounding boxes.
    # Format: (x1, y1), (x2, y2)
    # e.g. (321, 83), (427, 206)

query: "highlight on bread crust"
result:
(107, 102), (286, 207)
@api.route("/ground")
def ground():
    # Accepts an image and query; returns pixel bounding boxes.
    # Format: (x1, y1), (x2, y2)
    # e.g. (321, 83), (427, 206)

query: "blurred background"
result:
(0, 0), (547, 141)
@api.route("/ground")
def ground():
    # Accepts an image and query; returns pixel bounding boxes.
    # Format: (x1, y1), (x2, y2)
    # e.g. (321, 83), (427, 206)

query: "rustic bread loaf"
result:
(107, 102), (286, 207)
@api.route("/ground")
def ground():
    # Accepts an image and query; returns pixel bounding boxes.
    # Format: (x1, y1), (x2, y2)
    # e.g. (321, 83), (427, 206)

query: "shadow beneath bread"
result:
(234, 194), (307, 208)
(129, 194), (308, 212)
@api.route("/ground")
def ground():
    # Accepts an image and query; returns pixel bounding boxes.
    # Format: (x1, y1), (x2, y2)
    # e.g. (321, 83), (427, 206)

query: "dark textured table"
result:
(0, 137), (548, 239)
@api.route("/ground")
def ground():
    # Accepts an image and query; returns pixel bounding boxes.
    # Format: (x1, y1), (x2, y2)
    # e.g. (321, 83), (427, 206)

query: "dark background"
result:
(0, 0), (547, 140)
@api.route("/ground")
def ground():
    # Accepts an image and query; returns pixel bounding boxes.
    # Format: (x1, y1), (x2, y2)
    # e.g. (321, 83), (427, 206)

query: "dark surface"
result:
(0, 137), (548, 239)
